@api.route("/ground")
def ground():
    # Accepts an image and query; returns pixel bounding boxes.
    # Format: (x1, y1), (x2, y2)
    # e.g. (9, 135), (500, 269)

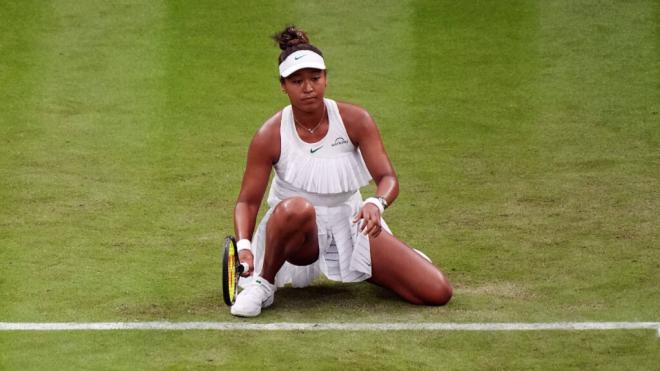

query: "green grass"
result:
(1, 0), (659, 369)
(1, 331), (658, 370)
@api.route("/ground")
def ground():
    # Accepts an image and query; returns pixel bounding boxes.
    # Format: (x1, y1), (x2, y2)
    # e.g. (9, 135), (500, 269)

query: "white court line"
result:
(0, 322), (658, 333)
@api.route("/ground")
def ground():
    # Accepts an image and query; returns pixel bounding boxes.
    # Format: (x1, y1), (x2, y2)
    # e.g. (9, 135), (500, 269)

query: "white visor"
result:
(279, 50), (326, 78)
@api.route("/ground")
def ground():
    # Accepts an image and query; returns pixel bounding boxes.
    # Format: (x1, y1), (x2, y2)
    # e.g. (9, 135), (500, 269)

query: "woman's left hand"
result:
(353, 203), (382, 238)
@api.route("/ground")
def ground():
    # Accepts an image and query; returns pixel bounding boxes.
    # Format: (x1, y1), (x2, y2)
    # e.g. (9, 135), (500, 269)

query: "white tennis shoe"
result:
(230, 276), (275, 317)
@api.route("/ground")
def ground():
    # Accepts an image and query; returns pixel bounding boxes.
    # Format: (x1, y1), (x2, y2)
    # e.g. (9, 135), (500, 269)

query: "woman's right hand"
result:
(238, 249), (254, 277)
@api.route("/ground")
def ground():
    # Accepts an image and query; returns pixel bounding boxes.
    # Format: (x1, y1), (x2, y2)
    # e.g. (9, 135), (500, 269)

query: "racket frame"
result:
(222, 236), (240, 306)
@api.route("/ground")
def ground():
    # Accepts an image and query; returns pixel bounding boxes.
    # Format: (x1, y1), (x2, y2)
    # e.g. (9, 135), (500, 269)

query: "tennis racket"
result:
(222, 235), (249, 306)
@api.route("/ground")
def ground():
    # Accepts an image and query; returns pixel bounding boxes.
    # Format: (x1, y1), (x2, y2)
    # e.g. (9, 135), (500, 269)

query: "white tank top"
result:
(268, 98), (372, 203)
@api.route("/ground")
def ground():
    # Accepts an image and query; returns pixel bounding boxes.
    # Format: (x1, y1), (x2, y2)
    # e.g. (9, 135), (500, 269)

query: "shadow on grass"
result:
(116, 280), (423, 321)
(261, 281), (418, 320)
(276, 281), (400, 305)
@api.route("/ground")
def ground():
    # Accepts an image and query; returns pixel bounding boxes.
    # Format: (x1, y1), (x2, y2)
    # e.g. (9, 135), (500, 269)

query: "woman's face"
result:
(281, 69), (327, 112)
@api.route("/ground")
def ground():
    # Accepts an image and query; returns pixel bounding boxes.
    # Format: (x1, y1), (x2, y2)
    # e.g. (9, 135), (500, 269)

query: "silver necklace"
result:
(294, 105), (326, 134)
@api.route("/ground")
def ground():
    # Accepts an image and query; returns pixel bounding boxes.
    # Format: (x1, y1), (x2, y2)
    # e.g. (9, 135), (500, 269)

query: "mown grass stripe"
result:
(1, 322), (658, 332)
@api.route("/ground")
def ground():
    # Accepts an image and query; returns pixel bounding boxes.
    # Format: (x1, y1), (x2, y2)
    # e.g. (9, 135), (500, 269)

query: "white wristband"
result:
(236, 239), (251, 252)
(362, 197), (384, 214)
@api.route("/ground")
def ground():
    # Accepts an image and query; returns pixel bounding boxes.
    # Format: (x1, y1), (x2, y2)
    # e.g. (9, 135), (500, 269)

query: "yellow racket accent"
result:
(222, 236), (240, 306)
(228, 245), (236, 303)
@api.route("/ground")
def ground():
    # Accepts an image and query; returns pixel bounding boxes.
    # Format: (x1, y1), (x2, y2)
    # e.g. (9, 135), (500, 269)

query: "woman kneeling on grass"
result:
(231, 25), (452, 317)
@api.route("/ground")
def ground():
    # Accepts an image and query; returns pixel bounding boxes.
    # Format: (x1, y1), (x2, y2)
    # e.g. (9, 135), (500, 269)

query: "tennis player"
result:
(231, 26), (452, 317)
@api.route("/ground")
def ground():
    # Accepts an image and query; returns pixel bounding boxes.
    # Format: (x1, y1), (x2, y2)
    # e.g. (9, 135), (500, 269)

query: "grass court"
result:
(1, 0), (658, 369)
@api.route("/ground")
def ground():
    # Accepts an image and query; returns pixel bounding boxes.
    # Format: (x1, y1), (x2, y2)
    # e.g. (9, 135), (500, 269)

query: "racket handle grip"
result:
(237, 262), (249, 274)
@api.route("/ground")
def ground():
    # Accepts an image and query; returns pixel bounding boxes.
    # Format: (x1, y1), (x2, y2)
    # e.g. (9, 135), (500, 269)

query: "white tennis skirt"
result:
(238, 190), (391, 289)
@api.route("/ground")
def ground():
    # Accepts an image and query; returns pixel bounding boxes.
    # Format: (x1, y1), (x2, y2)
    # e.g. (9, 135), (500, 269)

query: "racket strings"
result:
(228, 248), (236, 302)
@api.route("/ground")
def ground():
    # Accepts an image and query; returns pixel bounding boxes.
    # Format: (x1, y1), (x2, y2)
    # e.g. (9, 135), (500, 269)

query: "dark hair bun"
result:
(273, 25), (310, 50)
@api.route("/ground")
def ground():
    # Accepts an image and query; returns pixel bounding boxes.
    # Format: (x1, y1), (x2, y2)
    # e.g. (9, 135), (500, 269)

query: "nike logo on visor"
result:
(294, 54), (307, 60)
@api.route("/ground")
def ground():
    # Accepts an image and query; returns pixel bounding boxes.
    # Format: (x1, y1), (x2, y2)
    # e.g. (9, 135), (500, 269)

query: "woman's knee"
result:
(421, 277), (453, 306)
(272, 197), (316, 226)
(268, 197), (318, 265)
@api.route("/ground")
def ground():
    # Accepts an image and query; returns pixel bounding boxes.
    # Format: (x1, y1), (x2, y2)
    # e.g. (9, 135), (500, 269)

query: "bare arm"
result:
(340, 103), (399, 237)
(233, 113), (281, 274)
